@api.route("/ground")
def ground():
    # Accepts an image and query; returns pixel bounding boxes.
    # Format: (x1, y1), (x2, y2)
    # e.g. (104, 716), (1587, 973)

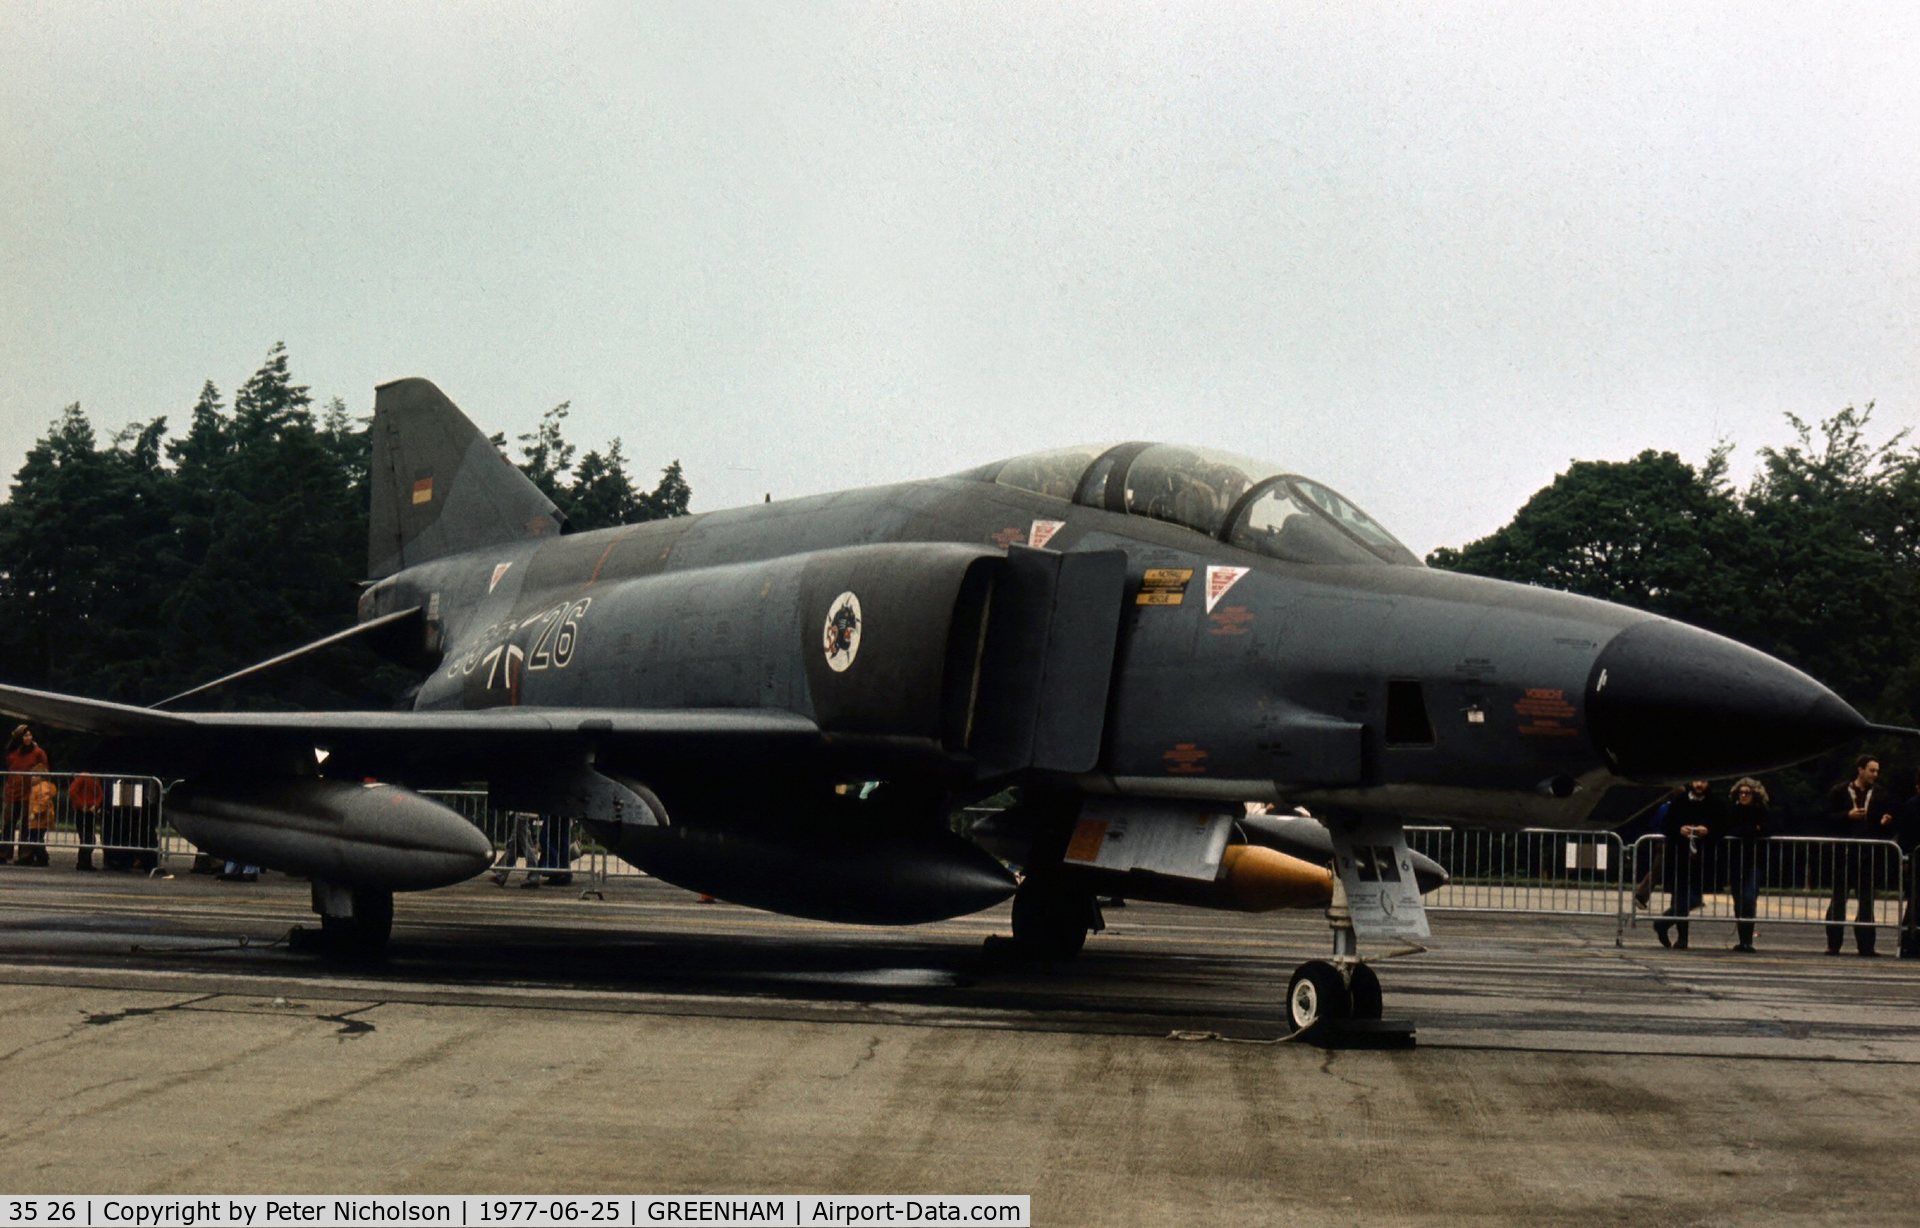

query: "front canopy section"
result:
(962, 441), (1421, 566)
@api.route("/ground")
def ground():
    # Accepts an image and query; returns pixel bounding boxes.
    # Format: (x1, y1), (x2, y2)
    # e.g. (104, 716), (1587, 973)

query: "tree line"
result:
(0, 344), (690, 710)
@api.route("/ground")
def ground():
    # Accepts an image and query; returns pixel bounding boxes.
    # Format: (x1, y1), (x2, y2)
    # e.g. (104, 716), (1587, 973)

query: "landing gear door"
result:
(971, 546), (1128, 775)
(1328, 818), (1429, 941)
(1062, 800), (1232, 881)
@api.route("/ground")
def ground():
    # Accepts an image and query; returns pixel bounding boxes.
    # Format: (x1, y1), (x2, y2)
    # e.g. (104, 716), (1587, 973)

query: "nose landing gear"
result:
(1287, 869), (1413, 1047)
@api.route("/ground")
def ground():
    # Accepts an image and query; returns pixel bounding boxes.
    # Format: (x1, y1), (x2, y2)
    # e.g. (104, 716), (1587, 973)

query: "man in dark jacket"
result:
(1826, 756), (1896, 956)
(1653, 780), (1722, 950)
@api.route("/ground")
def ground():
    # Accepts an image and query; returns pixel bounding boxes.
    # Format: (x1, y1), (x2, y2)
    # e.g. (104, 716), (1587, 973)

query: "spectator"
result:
(1653, 780), (1720, 950)
(2, 725), (51, 867)
(1714, 778), (1771, 952)
(491, 811), (534, 886)
(529, 814), (574, 889)
(1825, 755), (1894, 956)
(1616, 800), (1665, 910)
(68, 773), (104, 871)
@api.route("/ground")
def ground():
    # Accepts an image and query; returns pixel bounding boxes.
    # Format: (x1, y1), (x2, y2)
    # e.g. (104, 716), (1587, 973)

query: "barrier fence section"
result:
(1627, 834), (1910, 945)
(1400, 828), (1919, 949)
(0, 770), (170, 873)
(421, 789), (608, 895)
(1407, 826), (1631, 943)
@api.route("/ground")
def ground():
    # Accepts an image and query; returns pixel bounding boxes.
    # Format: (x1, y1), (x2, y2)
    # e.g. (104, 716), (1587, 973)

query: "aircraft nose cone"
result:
(1587, 620), (1867, 782)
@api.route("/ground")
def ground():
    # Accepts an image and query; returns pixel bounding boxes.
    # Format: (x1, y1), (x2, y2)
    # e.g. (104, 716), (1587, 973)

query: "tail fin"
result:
(368, 378), (565, 579)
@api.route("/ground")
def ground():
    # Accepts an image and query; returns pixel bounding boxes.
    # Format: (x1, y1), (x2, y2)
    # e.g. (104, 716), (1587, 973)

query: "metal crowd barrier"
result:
(1407, 826), (1631, 943)
(420, 789), (607, 897)
(1397, 828), (1920, 950)
(0, 771), (170, 874)
(1627, 834), (1908, 944)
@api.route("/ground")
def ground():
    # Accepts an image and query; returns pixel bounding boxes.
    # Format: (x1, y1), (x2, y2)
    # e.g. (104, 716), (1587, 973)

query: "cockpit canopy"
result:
(963, 442), (1421, 566)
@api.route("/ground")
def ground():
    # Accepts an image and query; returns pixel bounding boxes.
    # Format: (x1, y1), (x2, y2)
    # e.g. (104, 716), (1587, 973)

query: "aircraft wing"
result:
(0, 679), (819, 756)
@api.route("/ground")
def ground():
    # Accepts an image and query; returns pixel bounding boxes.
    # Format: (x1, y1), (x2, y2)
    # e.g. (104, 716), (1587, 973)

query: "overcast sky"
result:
(3, 2), (1915, 555)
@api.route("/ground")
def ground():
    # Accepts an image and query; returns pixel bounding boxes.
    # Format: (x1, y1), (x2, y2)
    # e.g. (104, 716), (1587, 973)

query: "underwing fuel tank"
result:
(594, 822), (1018, 925)
(167, 778), (495, 891)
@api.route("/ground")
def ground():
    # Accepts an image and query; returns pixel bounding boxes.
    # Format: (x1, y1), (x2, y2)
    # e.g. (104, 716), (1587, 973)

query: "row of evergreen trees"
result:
(0, 345), (690, 708)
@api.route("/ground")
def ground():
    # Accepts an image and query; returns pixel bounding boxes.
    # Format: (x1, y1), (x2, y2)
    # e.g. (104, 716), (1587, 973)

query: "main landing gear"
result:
(290, 881), (394, 960)
(1008, 874), (1103, 961)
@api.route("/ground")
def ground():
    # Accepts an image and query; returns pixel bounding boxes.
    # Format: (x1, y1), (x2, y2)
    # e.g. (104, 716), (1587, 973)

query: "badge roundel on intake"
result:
(823, 591), (863, 673)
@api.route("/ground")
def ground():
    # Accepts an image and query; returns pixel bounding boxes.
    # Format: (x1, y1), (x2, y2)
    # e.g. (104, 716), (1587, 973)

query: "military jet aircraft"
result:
(0, 379), (1889, 1034)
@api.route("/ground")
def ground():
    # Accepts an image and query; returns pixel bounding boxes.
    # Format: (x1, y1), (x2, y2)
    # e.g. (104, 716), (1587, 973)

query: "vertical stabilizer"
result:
(368, 378), (565, 579)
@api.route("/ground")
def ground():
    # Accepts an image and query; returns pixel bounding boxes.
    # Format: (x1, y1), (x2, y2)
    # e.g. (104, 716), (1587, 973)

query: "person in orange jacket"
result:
(3, 725), (51, 866)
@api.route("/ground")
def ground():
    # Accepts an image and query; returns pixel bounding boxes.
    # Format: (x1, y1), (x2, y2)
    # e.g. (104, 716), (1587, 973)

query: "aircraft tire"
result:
(319, 889), (393, 959)
(1347, 963), (1383, 1020)
(1011, 877), (1092, 961)
(1286, 960), (1350, 1036)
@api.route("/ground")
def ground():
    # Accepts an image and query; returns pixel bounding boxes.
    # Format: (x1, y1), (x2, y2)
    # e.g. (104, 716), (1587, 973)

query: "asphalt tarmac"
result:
(2, 863), (1918, 1225)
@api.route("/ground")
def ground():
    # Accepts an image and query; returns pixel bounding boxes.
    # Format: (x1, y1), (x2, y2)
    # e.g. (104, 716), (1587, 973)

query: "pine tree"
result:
(566, 439), (641, 532)
(640, 459), (692, 520)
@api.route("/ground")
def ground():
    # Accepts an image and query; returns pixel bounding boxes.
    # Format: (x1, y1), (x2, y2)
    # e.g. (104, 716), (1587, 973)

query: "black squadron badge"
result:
(823, 591), (863, 673)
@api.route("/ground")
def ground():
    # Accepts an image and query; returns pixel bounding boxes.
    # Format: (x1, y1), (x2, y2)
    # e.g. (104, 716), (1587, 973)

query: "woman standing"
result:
(3, 725), (51, 866)
(1716, 778), (1771, 952)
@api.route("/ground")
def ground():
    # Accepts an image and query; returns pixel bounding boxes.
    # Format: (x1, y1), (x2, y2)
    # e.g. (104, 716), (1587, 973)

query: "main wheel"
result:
(1287, 960), (1351, 1036)
(1011, 877), (1095, 961)
(319, 889), (393, 959)
(1347, 962), (1383, 1020)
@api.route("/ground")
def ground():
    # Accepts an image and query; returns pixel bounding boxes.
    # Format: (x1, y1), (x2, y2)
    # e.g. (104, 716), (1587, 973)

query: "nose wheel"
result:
(1347, 962), (1383, 1019)
(1285, 959), (1385, 1037)
(1286, 960), (1349, 1035)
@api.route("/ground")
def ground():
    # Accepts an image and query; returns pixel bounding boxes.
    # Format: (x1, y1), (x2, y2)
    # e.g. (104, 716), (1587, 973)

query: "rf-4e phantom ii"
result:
(0, 379), (1893, 1035)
